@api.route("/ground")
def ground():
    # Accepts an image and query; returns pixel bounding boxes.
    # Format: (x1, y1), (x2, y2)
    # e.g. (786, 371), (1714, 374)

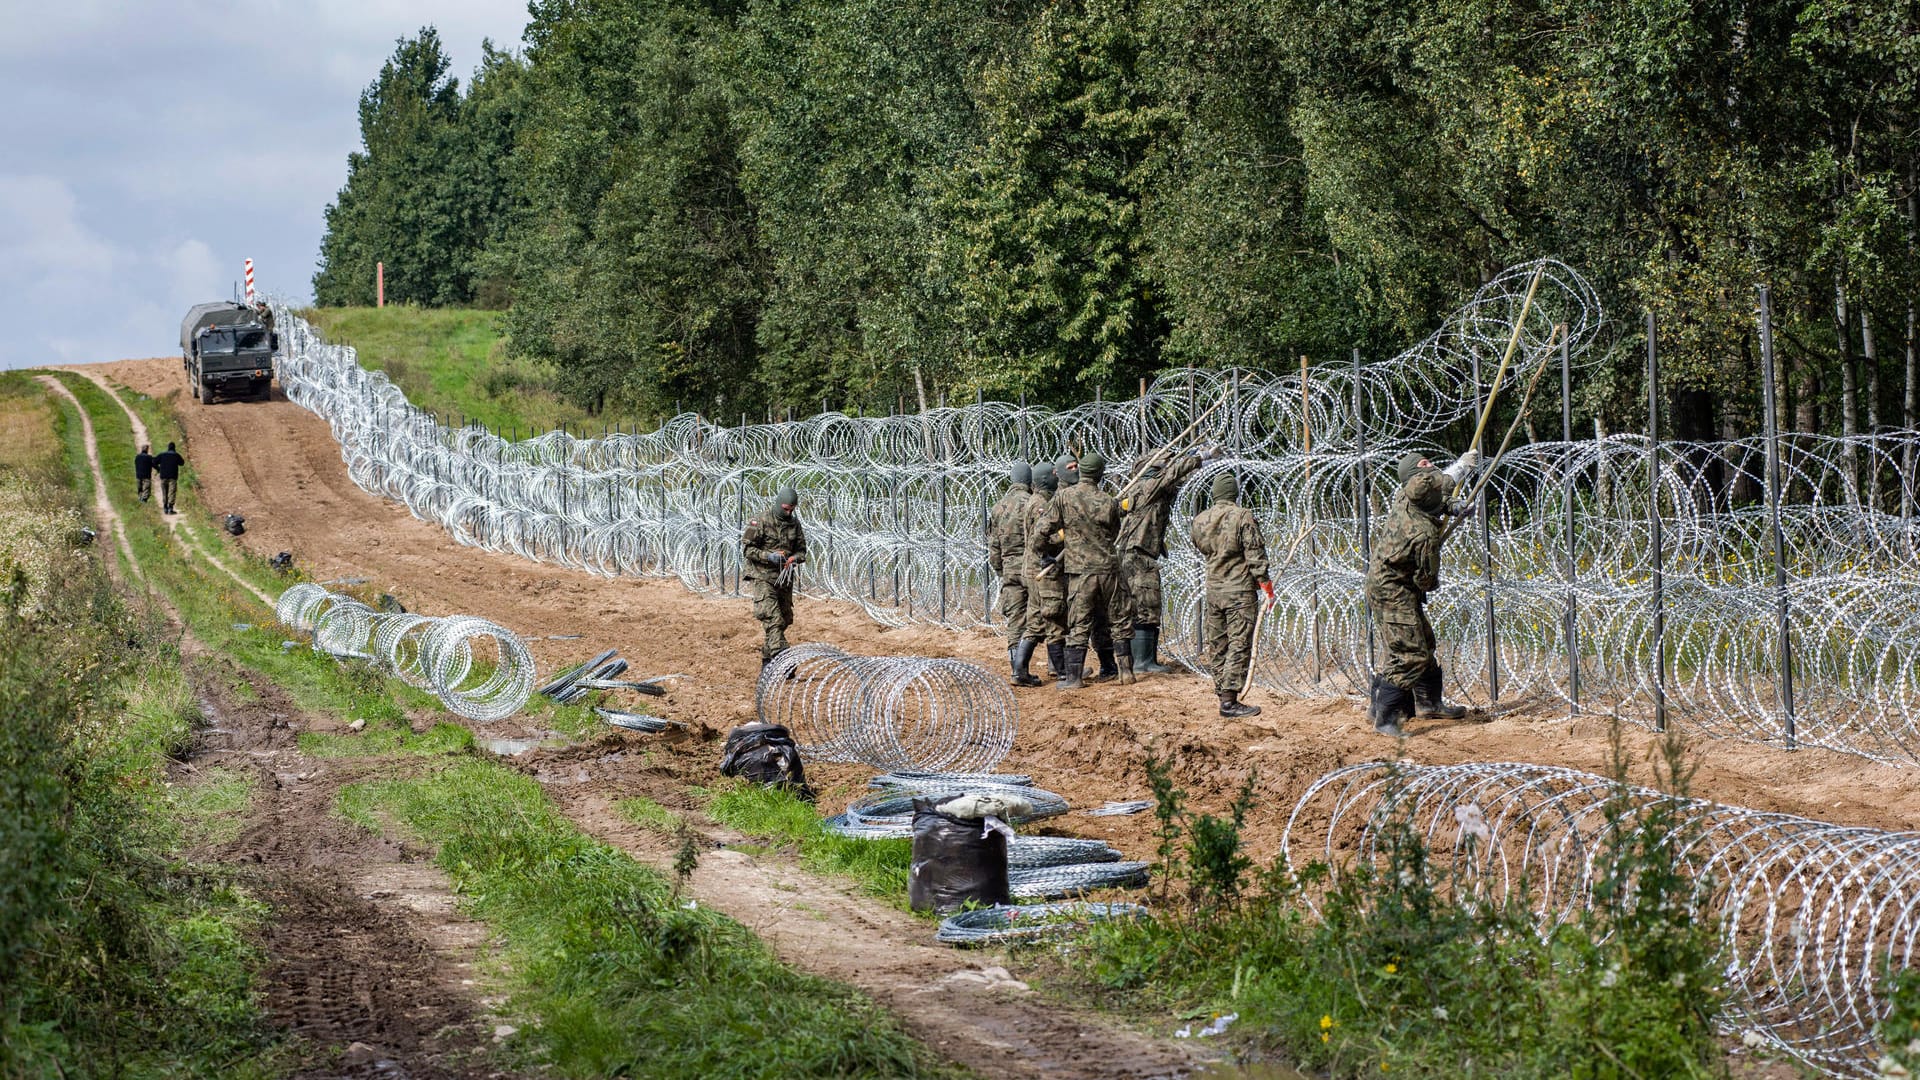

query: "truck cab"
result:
(181, 301), (277, 403)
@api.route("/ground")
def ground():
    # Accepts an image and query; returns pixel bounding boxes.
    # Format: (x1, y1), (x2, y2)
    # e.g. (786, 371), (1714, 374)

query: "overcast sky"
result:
(0, 1), (530, 370)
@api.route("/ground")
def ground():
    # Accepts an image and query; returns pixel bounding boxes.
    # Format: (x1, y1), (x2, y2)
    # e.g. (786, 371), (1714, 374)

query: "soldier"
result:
(1023, 462), (1069, 680)
(742, 485), (807, 669)
(1364, 449), (1480, 735)
(134, 444), (154, 503)
(988, 462), (1041, 687)
(1190, 472), (1273, 718)
(1035, 450), (1132, 688)
(1118, 443), (1218, 673)
(153, 442), (185, 515)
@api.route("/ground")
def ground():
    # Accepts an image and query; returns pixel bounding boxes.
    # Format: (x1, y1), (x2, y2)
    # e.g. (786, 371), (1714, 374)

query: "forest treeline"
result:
(313, 0), (1919, 442)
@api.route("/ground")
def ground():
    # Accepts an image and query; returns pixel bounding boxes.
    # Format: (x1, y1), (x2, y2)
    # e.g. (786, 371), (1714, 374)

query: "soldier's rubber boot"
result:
(1369, 675), (1413, 737)
(1115, 652), (1135, 686)
(1046, 642), (1066, 679)
(1413, 666), (1467, 719)
(1133, 626), (1173, 675)
(1010, 638), (1044, 688)
(1218, 692), (1261, 718)
(1091, 640), (1120, 683)
(1058, 645), (1088, 690)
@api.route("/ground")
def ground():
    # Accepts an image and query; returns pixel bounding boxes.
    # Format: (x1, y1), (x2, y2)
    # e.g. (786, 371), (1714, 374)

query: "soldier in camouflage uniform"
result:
(742, 486), (808, 668)
(1023, 462), (1069, 679)
(1363, 449), (1480, 735)
(988, 462), (1042, 687)
(1035, 450), (1132, 688)
(1190, 472), (1273, 717)
(1118, 444), (1218, 674)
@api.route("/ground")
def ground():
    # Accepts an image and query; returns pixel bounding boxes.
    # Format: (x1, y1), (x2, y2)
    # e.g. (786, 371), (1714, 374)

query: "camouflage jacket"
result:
(742, 506), (807, 584)
(1190, 498), (1270, 596)
(1036, 479), (1121, 575)
(1117, 452), (1202, 557)
(1364, 470), (1455, 608)
(986, 484), (1031, 582)
(1022, 489), (1063, 590)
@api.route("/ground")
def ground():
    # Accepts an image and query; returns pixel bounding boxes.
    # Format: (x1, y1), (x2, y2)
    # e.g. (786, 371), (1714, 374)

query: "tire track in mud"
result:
(45, 366), (505, 1077)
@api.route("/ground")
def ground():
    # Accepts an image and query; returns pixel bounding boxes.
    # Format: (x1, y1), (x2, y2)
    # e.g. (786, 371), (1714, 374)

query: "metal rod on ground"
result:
(1757, 284), (1797, 749)
(1561, 329), (1579, 717)
(1648, 310), (1667, 733)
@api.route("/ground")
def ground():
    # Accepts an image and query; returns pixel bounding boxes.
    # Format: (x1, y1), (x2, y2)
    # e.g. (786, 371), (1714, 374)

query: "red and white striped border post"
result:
(244, 258), (255, 303)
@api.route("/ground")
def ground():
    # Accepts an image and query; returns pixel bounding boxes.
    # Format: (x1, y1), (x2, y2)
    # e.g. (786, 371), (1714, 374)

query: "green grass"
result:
(0, 390), (279, 1076)
(706, 783), (915, 908)
(617, 796), (684, 833)
(339, 760), (951, 1078)
(171, 766), (256, 847)
(298, 715), (477, 758)
(298, 307), (658, 434)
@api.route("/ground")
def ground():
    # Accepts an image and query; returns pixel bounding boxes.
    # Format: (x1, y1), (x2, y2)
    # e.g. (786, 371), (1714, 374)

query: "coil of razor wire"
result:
(274, 584), (533, 722)
(824, 782), (1071, 839)
(1006, 836), (1124, 869)
(1010, 861), (1152, 899)
(268, 255), (1920, 764)
(1281, 760), (1920, 1078)
(757, 644), (1017, 773)
(935, 902), (1151, 946)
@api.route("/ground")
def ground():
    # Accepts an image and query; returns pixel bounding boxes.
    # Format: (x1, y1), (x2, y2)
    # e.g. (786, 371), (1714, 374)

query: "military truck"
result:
(180, 301), (276, 403)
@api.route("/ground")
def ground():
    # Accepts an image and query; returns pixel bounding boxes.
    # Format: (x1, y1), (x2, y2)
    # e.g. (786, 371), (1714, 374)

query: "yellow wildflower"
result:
(1385, 962), (1398, 974)
(1320, 1015), (1334, 1030)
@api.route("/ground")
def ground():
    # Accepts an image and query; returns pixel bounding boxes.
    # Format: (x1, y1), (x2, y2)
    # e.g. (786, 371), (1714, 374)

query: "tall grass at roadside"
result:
(340, 761), (948, 1078)
(1, 375), (276, 1076)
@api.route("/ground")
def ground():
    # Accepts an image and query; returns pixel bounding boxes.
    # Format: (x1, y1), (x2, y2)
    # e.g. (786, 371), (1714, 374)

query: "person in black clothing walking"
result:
(154, 443), (184, 514)
(134, 444), (154, 502)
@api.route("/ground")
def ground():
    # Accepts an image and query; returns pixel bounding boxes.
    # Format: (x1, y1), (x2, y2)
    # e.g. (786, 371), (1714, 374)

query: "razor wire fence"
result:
(267, 258), (1920, 764)
(1282, 760), (1920, 1077)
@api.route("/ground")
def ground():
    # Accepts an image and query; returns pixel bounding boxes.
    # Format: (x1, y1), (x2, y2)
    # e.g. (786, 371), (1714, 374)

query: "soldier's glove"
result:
(788, 553), (806, 566)
(763, 551), (787, 567)
(1190, 442), (1225, 461)
(1443, 448), (1482, 483)
(1446, 499), (1476, 520)
(1259, 580), (1276, 606)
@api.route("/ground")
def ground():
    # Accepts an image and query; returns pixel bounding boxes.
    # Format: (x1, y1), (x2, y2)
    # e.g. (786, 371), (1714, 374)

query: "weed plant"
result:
(339, 761), (947, 1077)
(1076, 731), (1727, 1078)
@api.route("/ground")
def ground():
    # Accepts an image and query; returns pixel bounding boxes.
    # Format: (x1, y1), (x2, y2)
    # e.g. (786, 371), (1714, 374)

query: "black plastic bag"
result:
(719, 723), (814, 801)
(909, 798), (1010, 914)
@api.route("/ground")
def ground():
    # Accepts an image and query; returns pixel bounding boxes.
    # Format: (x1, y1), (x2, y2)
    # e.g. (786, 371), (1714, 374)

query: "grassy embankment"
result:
(299, 307), (658, 433)
(0, 370), (278, 1076)
(36, 369), (954, 1078)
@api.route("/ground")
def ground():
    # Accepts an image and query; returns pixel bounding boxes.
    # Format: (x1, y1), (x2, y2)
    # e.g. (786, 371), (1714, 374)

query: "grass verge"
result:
(706, 782), (914, 907)
(340, 760), (951, 1078)
(2, 373), (278, 1076)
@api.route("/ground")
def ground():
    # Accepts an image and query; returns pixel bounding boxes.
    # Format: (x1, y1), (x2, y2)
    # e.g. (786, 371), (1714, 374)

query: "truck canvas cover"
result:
(180, 301), (261, 353)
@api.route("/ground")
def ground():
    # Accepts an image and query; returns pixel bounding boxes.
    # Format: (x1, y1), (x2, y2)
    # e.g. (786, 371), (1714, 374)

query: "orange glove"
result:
(1259, 581), (1276, 605)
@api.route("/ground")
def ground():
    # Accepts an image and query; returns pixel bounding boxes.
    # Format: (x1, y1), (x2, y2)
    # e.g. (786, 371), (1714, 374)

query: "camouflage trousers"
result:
(1205, 590), (1259, 695)
(1121, 549), (1163, 628)
(1373, 599), (1435, 690)
(1024, 573), (1067, 645)
(1065, 571), (1133, 650)
(748, 578), (795, 660)
(998, 574), (1029, 644)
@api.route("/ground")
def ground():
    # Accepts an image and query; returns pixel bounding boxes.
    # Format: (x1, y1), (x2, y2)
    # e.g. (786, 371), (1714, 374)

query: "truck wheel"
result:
(196, 380), (211, 405)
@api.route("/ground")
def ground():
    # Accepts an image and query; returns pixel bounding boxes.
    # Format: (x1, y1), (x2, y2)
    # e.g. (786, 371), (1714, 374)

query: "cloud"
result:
(0, 0), (528, 369)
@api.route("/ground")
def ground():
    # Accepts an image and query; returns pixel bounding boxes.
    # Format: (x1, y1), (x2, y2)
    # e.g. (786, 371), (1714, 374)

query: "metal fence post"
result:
(1647, 311), (1667, 732)
(1471, 347), (1497, 703)
(1355, 347), (1373, 672)
(1757, 284), (1797, 748)
(1562, 331), (1579, 716)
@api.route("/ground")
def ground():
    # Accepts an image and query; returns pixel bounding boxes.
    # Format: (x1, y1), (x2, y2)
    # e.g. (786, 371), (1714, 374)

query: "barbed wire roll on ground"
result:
(1280, 760), (1920, 1078)
(756, 644), (1017, 774)
(272, 584), (534, 722)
